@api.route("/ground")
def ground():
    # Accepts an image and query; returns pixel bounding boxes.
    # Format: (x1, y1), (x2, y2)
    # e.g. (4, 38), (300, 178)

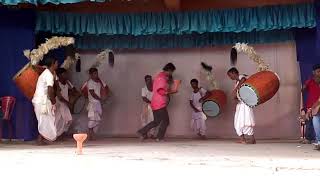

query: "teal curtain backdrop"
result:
(36, 3), (315, 36)
(75, 30), (294, 49)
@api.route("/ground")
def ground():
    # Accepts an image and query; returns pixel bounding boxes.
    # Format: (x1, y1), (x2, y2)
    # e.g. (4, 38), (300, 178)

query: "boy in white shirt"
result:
(87, 68), (107, 140)
(141, 75), (157, 138)
(189, 79), (211, 140)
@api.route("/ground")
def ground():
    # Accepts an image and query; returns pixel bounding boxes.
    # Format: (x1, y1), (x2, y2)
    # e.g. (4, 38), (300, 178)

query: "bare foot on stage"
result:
(88, 134), (97, 141)
(200, 135), (207, 140)
(246, 135), (256, 144)
(36, 135), (48, 146)
(137, 131), (148, 141)
(246, 140), (256, 144)
(236, 135), (246, 144)
(236, 140), (246, 144)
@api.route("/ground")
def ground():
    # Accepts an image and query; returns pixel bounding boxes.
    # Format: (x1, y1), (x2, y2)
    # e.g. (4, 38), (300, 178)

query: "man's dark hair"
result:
(89, 67), (98, 74)
(227, 67), (239, 74)
(163, 63), (176, 72)
(144, 75), (152, 80)
(313, 64), (320, 71)
(56, 68), (66, 76)
(190, 79), (198, 84)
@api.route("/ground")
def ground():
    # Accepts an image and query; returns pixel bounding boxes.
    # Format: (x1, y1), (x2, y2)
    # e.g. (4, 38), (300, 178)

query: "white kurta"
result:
(190, 88), (207, 135)
(87, 79), (105, 132)
(32, 69), (57, 141)
(55, 80), (73, 136)
(141, 86), (157, 135)
(234, 75), (255, 136)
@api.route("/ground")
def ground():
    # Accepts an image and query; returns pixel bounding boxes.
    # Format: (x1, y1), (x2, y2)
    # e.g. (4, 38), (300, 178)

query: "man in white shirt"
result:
(55, 68), (76, 139)
(141, 75), (157, 138)
(32, 57), (58, 145)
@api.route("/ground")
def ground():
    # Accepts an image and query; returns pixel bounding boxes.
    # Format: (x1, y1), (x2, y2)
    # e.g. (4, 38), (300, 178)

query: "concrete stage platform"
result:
(0, 138), (319, 179)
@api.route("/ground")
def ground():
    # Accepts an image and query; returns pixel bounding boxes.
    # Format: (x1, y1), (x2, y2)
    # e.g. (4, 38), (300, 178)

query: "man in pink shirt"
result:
(138, 63), (176, 141)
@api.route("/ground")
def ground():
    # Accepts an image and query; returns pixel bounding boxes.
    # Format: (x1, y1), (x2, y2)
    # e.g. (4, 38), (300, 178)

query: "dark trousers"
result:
(138, 107), (169, 140)
(305, 119), (316, 141)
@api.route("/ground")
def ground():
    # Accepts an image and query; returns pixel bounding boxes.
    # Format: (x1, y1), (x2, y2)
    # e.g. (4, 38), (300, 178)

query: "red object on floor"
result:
(0, 96), (16, 141)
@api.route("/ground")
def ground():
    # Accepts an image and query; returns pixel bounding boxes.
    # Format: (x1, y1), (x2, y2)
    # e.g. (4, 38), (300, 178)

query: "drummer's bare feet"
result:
(36, 135), (47, 146)
(57, 133), (67, 141)
(197, 133), (202, 138)
(236, 135), (246, 144)
(200, 135), (207, 140)
(246, 135), (256, 144)
(88, 129), (97, 141)
(149, 134), (157, 139)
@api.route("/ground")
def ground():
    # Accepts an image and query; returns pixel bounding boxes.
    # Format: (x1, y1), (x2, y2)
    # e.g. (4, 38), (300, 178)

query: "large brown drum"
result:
(238, 71), (280, 107)
(202, 89), (227, 117)
(12, 63), (45, 100)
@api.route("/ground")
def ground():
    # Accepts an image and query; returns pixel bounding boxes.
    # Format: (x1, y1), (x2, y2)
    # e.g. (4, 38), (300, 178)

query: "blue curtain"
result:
(36, 3), (316, 36)
(75, 30), (294, 50)
(0, 0), (108, 5)
(293, 2), (320, 141)
(0, 8), (38, 141)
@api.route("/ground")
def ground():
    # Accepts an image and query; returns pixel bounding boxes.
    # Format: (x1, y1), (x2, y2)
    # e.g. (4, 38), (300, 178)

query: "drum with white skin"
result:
(237, 71), (280, 107)
(202, 89), (227, 117)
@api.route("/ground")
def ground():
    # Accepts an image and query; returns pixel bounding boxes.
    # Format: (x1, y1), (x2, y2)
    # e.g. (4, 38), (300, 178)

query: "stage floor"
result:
(0, 138), (319, 178)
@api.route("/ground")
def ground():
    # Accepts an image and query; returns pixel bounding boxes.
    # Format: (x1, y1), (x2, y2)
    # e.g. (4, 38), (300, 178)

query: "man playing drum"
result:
(189, 79), (211, 140)
(87, 68), (107, 140)
(227, 67), (256, 144)
(55, 68), (76, 140)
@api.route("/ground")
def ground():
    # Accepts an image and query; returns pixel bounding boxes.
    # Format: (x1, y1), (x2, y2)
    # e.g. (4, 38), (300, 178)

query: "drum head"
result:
(202, 100), (220, 117)
(238, 85), (258, 107)
(72, 96), (87, 114)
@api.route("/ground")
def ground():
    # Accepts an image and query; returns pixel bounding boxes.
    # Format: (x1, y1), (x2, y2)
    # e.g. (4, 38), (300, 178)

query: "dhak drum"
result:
(202, 89), (227, 117)
(12, 63), (45, 100)
(1, 96), (16, 120)
(237, 71), (280, 107)
(68, 89), (83, 114)
(72, 96), (87, 114)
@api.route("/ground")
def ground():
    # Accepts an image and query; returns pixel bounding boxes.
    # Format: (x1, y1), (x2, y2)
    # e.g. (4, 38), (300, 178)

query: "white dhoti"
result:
(33, 100), (57, 141)
(55, 101), (72, 137)
(191, 112), (207, 135)
(87, 101), (102, 133)
(141, 103), (157, 135)
(234, 102), (255, 136)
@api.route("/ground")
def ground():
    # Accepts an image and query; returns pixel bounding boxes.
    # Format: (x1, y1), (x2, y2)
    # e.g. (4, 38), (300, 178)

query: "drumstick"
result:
(300, 85), (303, 112)
(66, 80), (74, 89)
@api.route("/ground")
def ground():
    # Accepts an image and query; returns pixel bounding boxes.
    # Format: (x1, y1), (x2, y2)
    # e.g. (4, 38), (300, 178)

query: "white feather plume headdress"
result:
(23, 36), (75, 65)
(232, 43), (269, 72)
